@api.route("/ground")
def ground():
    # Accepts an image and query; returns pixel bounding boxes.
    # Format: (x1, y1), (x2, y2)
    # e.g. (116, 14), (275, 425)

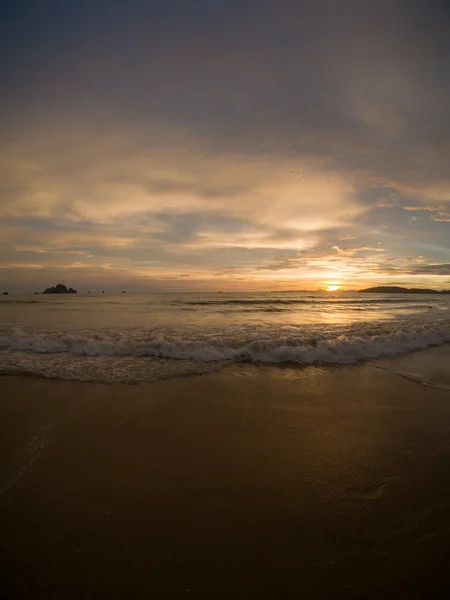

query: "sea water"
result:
(0, 291), (449, 382)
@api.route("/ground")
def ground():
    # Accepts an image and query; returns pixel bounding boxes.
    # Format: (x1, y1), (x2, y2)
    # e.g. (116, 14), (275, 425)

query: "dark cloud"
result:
(409, 263), (450, 275)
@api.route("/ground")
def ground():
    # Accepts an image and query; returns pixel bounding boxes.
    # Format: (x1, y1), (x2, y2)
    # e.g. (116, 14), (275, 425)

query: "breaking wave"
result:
(0, 316), (449, 382)
(170, 297), (441, 307)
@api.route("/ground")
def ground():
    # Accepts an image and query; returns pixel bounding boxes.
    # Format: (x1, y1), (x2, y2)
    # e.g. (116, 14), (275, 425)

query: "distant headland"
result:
(358, 286), (450, 295)
(42, 284), (77, 294)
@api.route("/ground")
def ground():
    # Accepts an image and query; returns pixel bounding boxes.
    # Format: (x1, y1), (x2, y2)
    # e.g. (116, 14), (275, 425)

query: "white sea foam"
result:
(0, 318), (449, 366)
(0, 351), (227, 383)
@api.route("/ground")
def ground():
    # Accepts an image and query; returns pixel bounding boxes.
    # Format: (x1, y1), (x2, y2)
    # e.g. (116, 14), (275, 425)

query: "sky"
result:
(1, 0), (450, 292)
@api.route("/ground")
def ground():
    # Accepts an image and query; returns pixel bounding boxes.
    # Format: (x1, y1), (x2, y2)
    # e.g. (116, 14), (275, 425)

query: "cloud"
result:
(408, 263), (450, 275)
(0, 0), (450, 290)
(402, 205), (450, 222)
(0, 122), (363, 247)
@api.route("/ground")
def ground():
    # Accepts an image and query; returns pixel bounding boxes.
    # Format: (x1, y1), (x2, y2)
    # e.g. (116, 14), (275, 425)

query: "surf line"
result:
(375, 365), (450, 391)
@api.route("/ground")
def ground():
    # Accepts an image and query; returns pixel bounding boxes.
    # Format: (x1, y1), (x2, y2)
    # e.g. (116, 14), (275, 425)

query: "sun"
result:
(326, 282), (341, 292)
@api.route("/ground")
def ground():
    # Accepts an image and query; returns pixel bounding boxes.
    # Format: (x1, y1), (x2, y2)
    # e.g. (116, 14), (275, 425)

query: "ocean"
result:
(1, 291), (449, 382)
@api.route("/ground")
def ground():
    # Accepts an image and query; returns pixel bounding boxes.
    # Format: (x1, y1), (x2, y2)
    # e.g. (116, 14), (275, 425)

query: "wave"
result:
(0, 299), (44, 304)
(180, 306), (287, 313)
(1, 320), (449, 365)
(173, 298), (442, 307)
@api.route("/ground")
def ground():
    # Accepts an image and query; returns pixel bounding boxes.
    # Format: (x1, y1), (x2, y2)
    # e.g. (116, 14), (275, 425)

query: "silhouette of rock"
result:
(42, 284), (77, 294)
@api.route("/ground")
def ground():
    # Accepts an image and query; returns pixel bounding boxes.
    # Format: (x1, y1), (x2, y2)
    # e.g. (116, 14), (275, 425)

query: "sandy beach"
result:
(2, 346), (450, 599)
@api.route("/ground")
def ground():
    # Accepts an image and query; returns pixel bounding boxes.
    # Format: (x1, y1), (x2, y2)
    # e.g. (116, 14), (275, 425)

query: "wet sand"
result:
(1, 347), (450, 598)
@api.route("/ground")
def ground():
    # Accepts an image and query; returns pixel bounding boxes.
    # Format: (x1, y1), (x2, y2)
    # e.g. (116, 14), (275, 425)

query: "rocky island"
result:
(42, 284), (77, 294)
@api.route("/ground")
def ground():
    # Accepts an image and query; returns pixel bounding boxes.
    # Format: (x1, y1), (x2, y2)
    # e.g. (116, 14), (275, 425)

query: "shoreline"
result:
(1, 348), (450, 598)
(1, 341), (450, 387)
(0, 342), (450, 390)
